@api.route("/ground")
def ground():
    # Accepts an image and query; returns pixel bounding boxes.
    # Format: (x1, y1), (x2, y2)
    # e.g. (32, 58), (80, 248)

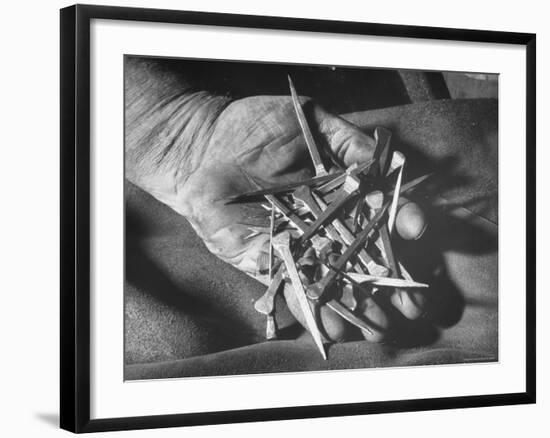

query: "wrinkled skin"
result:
(126, 71), (426, 342)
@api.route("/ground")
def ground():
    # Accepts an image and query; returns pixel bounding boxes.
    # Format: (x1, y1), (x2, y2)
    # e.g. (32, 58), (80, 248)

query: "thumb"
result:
(314, 108), (377, 167)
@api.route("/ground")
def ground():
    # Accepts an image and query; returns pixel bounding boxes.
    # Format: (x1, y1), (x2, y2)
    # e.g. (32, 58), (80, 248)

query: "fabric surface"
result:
(124, 99), (498, 380)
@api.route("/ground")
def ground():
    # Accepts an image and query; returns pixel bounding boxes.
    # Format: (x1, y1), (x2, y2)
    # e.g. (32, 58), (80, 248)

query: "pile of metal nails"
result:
(226, 76), (431, 360)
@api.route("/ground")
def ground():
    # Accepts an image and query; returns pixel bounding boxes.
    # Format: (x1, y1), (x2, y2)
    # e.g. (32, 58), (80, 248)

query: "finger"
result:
(318, 305), (351, 343)
(390, 289), (427, 320)
(282, 283), (350, 343)
(395, 202), (428, 241)
(315, 108), (377, 167)
(357, 295), (390, 342)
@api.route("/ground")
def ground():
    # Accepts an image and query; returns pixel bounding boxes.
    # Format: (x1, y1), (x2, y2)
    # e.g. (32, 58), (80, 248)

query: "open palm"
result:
(158, 95), (426, 343)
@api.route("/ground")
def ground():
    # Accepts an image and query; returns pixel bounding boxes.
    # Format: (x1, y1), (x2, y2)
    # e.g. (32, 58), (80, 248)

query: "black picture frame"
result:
(60, 3), (536, 433)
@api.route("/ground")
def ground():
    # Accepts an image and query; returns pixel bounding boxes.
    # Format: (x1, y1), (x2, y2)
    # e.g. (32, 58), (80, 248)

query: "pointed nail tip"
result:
(288, 76), (298, 95)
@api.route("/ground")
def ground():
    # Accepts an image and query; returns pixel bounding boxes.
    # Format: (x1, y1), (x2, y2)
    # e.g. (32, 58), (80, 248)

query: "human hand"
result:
(143, 95), (427, 343)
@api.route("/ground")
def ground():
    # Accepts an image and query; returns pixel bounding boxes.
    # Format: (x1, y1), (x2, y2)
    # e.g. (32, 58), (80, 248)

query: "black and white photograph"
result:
(1, 0), (545, 435)
(124, 56), (499, 380)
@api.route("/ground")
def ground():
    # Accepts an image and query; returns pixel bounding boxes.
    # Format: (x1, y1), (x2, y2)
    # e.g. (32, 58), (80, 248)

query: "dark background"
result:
(131, 56), (496, 113)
